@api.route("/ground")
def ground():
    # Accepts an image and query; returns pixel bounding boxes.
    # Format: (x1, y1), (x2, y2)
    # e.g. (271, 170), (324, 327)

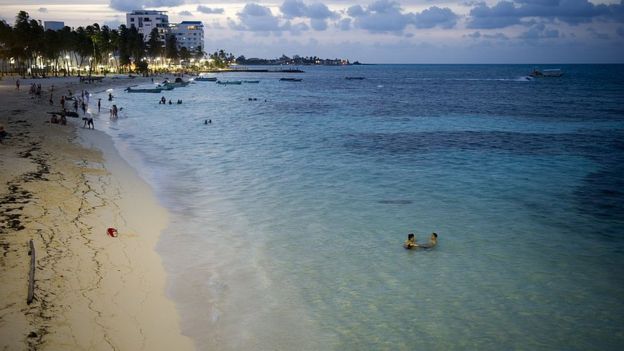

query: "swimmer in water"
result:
(403, 233), (417, 249)
(404, 232), (438, 249)
(417, 233), (438, 249)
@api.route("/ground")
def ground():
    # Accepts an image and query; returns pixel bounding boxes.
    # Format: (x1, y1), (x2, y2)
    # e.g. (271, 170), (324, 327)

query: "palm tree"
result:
(165, 34), (178, 63)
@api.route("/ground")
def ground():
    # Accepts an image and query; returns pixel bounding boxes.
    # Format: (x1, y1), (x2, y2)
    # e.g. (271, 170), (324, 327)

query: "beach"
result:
(0, 76), (194, 350)
(2, 66), (622, 350)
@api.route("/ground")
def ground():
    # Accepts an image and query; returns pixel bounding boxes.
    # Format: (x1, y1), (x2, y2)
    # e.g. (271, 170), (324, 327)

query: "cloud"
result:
(197, 5), (224, 14)
(484, 32), (509, 39)
(467, 0), (624, 29)
(351, 0), (415, 33)
(38, 7), (48, 13)
(104, 19), (124, 29)
(284, 21), (310, 35)
(280, 0), (307, 18)
(466, 30), (509, 40)
(179, 10), (193, 16)
(348, 1), (458, 33)
(347, 5), (366, 17)
(413, 6), (457, 29)
(518, 22), (559, 39)
(467, 1), (522, 29)
(278, 0), (338, 31)
(109, 0), (185, 12)
(587, 27), (610, 39)
(231, 3), (286, 33)
(338, 18), (352, 30)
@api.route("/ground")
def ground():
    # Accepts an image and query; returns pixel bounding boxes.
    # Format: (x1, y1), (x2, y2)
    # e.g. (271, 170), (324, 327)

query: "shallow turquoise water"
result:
(95, 65), (624, 350)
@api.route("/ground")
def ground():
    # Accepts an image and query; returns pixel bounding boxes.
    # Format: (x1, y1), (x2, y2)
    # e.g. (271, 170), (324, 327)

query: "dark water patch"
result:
(378, 199), (413, 205)
(574, 161), (624, 226)
(343, 130), (623, 158)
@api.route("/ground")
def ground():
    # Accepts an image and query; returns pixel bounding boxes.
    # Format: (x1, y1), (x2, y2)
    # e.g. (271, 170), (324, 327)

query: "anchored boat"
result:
(126, 87), (163, 93)
(217, 80), (242, 85)
(195, 77), (217, 82)
(529, 68), (563, 77)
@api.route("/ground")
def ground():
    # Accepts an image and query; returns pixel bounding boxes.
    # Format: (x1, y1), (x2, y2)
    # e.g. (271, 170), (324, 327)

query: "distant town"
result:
(0, 9), (356, 77)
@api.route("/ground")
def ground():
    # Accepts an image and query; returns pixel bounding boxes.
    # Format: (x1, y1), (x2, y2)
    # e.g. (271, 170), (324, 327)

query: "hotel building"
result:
(170, 21), (204, 51)
(126, 10), (169, 42)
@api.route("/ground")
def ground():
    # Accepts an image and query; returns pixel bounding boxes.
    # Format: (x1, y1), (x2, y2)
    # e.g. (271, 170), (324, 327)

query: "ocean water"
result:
(94, 65), (624, 350)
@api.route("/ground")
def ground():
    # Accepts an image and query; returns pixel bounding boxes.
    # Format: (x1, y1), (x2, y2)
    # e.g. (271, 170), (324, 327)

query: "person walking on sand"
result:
(15, 79), (19, 90)
(0, 125), (7, 143)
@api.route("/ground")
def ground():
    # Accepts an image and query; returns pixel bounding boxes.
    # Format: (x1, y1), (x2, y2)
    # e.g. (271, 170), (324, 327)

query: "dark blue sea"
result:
(95, 64), (624, 350)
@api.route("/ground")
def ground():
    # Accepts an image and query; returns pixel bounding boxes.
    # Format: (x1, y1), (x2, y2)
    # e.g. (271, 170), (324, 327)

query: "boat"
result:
(529, 68), (563, 77)
(125, 87), (163, 93)
(216, 80), (242, 85)
(280, 78), (302, 82)
(162, 77), (191, 88)
(243, 80), (260, 84)
(346, 77), (365, 80)
(195, 77), (217, 82)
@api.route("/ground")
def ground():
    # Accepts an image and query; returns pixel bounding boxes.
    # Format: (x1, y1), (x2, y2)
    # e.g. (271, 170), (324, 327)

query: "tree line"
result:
(0, 11), (233, 77)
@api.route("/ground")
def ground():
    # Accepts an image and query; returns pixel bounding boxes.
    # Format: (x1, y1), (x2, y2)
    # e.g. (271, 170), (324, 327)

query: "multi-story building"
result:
(44, 21), (65, 31)
(126, 10), (169, 42)
(170, 21), (204, 52)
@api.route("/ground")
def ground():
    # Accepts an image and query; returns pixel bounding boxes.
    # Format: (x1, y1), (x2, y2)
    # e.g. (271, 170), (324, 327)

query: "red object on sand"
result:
(107, 227), (118, 237)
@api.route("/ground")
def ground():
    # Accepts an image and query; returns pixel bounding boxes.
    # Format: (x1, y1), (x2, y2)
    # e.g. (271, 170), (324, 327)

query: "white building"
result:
(44, 21), (64, 31)
(170, 21), (204, 52)
(126, 10), (169, 42)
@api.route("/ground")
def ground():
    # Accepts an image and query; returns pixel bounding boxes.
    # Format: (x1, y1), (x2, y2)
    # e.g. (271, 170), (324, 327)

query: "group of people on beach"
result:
(28, 83), (43, 98)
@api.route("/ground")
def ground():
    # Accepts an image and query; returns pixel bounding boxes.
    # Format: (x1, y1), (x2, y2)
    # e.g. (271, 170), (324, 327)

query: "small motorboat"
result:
(126, 87), (163, 93)
(162, 77), (191, 88)
(243, 80), (260, 83)
(529, 68), (563, 77)
(216, 80), (242, 85)
(346, 77), (365, 80)
(195, 77), (217, 82)
(280, 78), (302, 82)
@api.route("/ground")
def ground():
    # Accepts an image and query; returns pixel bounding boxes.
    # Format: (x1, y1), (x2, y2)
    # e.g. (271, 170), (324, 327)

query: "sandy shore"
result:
(0, 76), (194, 350)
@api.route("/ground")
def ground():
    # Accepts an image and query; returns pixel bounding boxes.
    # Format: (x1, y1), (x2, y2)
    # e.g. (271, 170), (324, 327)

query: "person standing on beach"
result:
(98, 98), (101, 112)
(60, 96), (65, 109)
(15, 79), (19, 90)
(74, 100), (78, 112)
(108, 92), (113, 101)
(0, 125), (7, 143)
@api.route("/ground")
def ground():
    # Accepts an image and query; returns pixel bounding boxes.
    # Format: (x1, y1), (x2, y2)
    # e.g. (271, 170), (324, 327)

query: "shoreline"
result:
(0, 76), (194, 350)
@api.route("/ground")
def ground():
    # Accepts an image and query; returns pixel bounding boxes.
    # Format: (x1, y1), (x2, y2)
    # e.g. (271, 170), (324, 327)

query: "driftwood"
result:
(27, 239), (35, 305)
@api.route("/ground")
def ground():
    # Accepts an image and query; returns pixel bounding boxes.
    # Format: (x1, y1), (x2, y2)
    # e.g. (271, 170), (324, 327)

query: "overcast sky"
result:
(0, 0), (622, 63)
